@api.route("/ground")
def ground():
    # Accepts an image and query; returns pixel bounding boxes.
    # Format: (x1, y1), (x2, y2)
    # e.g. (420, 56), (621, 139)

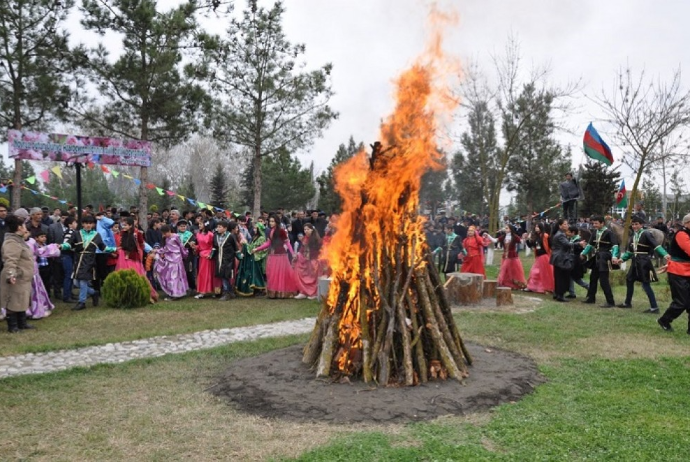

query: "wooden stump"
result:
(496, 287), (513, 306)
(444, 272), (483, 305)
(482, 280), (498, 298)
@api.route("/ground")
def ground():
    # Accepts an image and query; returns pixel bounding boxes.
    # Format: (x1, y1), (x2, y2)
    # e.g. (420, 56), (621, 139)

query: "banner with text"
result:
(7, 130), (152, 167)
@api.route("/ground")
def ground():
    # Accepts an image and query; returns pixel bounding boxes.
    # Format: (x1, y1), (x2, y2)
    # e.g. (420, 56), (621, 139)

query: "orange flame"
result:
(325, 6), (460, 375)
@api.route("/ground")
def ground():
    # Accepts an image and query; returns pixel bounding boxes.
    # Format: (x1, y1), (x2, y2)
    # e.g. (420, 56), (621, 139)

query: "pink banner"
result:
(7, 130), (152, 167)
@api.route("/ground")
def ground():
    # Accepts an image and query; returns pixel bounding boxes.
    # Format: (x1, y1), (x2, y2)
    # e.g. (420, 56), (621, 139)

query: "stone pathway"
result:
(0, 318), (316, 379)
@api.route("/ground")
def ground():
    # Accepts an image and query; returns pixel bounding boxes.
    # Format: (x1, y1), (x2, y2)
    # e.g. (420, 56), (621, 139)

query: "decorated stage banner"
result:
(7, 130), (152, 167)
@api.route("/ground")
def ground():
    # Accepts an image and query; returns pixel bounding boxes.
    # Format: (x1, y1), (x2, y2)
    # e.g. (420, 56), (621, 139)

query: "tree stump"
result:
(483, 280), (498, 298)
(496, 287), (513, 306)
(444, 272), (483, 305)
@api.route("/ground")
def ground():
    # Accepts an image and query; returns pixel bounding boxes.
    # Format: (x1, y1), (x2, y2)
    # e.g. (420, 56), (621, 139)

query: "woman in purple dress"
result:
(154, 225), (189, 300)
(26, 236), (61, 319)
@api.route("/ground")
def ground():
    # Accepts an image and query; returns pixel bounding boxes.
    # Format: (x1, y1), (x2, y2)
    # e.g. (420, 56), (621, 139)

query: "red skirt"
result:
(461, 254), (486, 278)
(115, 251), (159, 301)
(294, 254), (319, 297)
(266, 253), (298, 299)
(527, 254), (555, 293)
(197, 256), (221, 295)
(498, 257), (526, 289)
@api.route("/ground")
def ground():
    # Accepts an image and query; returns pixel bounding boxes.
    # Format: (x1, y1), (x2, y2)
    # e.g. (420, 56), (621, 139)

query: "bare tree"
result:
(595, 66), (690, 242)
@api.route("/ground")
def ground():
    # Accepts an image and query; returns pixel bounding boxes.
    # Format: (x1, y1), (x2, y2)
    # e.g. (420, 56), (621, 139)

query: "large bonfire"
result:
(302, 9), (471, 386)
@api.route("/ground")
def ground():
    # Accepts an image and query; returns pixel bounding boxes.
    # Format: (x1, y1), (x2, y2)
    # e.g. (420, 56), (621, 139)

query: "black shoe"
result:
(657, 318), (673, 331)
(617, 303), (632, 309)
(92, 291), (100, 307)
(643, 308), (659, 314)
(555, 296), (568, 302)
(218, 294), (229, 301)
(5, 312), (19, 333)
(581, 299), (596, 304)
(71, 302), (87, 311)
(565, 294), (576, 299)
(599, 303), (615, 308)
(16, 312), (35, 330)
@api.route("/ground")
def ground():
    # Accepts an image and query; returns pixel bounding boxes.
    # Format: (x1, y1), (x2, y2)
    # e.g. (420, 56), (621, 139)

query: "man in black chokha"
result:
(580, 216), (619, 308)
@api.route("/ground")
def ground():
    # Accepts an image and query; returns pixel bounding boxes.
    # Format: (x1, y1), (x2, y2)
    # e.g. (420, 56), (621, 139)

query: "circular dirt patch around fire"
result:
(210, 343), (545, 424)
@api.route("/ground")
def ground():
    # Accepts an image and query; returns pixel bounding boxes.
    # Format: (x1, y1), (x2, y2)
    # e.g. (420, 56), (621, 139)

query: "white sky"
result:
(4, 0), (690, 203)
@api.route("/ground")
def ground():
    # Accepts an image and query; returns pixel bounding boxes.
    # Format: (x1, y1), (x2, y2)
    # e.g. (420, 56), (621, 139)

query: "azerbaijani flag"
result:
(583, 123), (614, 166)
(615, 180), (628, 209)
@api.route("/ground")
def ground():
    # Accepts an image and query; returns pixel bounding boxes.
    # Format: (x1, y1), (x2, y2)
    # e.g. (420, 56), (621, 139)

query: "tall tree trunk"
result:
(139, 166), (148, 229)
(252, 145), (262, 218)
(11, 118), (22, 210)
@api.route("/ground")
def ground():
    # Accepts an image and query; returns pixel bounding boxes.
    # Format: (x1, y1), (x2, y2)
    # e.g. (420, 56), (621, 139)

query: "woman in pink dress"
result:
(526, 222), (555, 294)
(251, 214), (298, 299)
(115, 217), (158, 302)
(497, 224), (527, 289)
(194, 218), (221, 299)
(293, 223), (322, 299)
(460, 226), (486, 278)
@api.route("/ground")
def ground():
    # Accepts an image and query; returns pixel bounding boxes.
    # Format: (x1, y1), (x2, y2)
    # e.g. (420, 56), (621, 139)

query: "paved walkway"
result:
(0, 318), (316, 379)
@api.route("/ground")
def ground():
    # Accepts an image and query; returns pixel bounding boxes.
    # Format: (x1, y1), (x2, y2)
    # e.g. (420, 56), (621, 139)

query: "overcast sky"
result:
(5, 0), (690, 203)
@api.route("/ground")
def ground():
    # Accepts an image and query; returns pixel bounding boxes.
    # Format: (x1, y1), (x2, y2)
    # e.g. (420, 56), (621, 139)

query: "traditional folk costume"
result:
(213, 230), (240, 297)
(619, 228), (668, 311)
(526, 232), (554, 293)
(581, 226), (619, 306)
(236, 225), (267, 296)
(658, 223), (690, 332)
(497, 230), (526, 289)
(253, 226), (298, 299)
(26, 238), (61, 319)
(460, 231), (486, 277)
(115, 229), (158, 302)
(483, 232), (498, 266)
(195, 230), (221, 297)
(63, 229), (115, 307)
(293, 234), (322, 298)
(568, 233), (590, 297)
(438, 232), (464, 275)
(154, 233), (189, 299)
(179, 228), (196, 291)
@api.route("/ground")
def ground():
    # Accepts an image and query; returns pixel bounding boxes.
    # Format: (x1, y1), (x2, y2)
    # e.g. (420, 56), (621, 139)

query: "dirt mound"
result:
(210, 343), (545, 424)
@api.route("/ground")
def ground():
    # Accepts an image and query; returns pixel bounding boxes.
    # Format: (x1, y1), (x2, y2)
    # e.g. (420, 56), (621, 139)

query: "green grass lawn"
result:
(1, 255), (689, 461)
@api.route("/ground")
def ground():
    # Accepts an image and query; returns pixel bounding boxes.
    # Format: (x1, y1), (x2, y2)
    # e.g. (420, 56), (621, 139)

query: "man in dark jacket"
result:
(559, 172), (581, 223)
(550, 218), (577, 302)
(581, 216), (619, 308)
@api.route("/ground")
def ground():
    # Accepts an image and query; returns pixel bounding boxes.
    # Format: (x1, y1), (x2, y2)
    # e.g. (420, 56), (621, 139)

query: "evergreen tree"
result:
(450, 100), (498, 216)
(209, 164), (229, 209)
(641, 177), (662, 218)
(0, 0), (75, 208)
(74, 0), (210, 228)
(505, 84), (571, 215)
(257, 148), (315, 212)
(204, 0), (337, 218)
(419, 153), (449, 218)
(580, 160), (621, 217)
(316, 136), (363, 214)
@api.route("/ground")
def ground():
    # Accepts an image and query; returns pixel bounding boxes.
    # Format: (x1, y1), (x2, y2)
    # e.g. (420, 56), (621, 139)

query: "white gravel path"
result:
(0, 317), (316, 379)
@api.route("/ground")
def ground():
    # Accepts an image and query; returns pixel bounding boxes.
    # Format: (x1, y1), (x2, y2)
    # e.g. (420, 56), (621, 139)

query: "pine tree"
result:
(580, 160), (621, 217)
(257, 148), (315, 212)
(419, 153), (449, 218)
(74, 0), (210, 228)
(0, 0), (74, 209)
(209, 164), (228, 210)
(316, 136), (363, 214)
(204, 0), (337, 218)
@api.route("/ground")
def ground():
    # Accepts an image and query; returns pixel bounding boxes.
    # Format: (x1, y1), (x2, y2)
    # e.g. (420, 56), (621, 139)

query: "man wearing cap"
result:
(559, 172), (581, 224)
(613, 216), (670, 313)
(657, 213), (690, 333)
(27, 207), (48, 239)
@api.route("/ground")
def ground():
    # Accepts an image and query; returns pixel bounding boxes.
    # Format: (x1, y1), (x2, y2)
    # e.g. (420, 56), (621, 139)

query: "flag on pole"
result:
(615, 180), (628, 209)
(583, 123), (614, 166)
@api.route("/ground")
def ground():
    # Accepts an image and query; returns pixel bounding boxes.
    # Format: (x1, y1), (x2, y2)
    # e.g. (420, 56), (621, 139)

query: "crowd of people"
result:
(0, 204), (334, 332)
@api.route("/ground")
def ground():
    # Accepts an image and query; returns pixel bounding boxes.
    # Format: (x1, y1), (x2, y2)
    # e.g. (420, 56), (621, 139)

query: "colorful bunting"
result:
(156, 187), (164, 196)
(40, 170), (51, 183)
(51, 166), (63, 179)
(26, 176), (37, 184)
(111, 170), (120, 178)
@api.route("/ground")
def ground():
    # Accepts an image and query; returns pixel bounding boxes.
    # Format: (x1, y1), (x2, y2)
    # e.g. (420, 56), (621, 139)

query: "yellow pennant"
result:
(51, 166), (63, 179)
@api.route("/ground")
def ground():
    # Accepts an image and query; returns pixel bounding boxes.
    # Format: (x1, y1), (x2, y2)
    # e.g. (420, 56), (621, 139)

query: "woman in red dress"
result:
(194, 218), (221, 299)
(293, 223), (322, 299)
(115, 217), (158, 302)
(497, 224), (527, 289)
(461, 225), (486, 277)
(526, 222), (555, 294)
(251, 214), (298, 299)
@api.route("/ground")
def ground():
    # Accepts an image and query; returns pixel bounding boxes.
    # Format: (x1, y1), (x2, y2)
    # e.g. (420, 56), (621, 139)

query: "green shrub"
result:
(102, 269), (150, 309)
(0, 197), (9, 209)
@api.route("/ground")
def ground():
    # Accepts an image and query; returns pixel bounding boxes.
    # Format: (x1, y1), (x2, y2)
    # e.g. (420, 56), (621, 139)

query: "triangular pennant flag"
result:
(166, 190), (175, 196)
(30, 189), (38, 195)
(51, 166), (63, 179)
(123, 174), (133, 179)
(206, 205), (214, 211)
(197, 201), (206, 208)
(187, 198), (196, 205)
(146, 183), (155, 190)
(215, 207), (224, 212)
(42, 193), (51, 198)
(111, 170), (119, 178)
(87, 161), (95, 169)
(26, 176), (37, 184)
(50, 196), (58, 200)
(40, 170), (51, 183)
(133, 179), (141, 186)
(58, 200), (67, 204)
(156, 187), (164, 196)
(177, 195), (185, 201)
(0, 186), (7, 193)
(101, 165), (110, 173)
